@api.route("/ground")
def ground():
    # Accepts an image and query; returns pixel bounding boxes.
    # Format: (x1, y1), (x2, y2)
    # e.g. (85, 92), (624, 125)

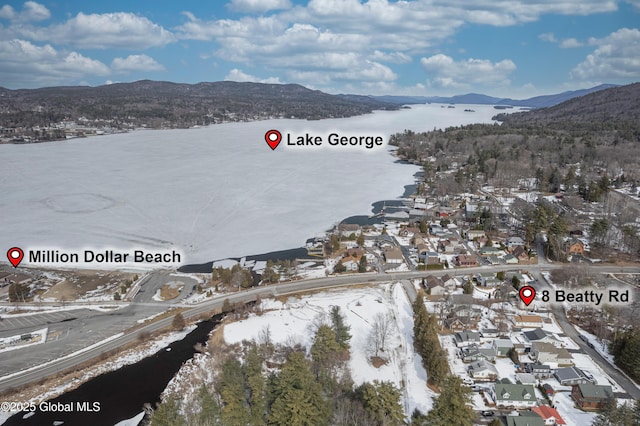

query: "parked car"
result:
(481, 411), (494, 417)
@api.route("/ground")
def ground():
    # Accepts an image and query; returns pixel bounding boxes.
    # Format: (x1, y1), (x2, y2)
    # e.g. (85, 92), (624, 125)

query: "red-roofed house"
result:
(532, 405), (566, 425)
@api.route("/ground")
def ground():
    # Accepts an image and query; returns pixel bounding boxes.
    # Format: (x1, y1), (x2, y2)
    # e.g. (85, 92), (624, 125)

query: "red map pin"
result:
(519, 285), (536, 306)
(7, 247), (24, 268)
(265, 130), (282, 150)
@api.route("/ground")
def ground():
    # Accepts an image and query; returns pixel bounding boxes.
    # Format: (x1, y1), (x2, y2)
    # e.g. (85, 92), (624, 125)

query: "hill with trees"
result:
(0, 80), (396, 130)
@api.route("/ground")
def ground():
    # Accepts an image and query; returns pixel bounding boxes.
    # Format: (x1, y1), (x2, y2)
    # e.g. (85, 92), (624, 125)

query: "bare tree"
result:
(367, 313), (393, 357)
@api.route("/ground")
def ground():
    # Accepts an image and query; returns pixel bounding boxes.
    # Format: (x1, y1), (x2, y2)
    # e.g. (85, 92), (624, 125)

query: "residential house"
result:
(345, 247), (365, 258)
(384, 247), (404, 264)
(477, 272), (501, 287)
(525, 363), (553, 379)
(480, 328), (499, 338)
(504, 254), (519, 264)
(340, 256), (359, 272)
(492, 338), (515, 357)
(441, 274), (458, 290)
(479, 246), (501, 256)
(463, 228), (486, 240)
(337, 223), (361, 238)
(445, 306), (482, 331)
(399, 227), (421, 238)
(542, 384), (555, 398)
(468, 359), (499, 381)
(456, 254), (478, 267)
(454, 330), (481, 347)
(530, 342), (574, 367)
(424, 275), (447, 296)
(461, 345), (497, 363)
(565, 239), (585, 256)
(523, 328), (563, 348)
(571, 383), (613, 410)
(513, 315), (544, 329)
(532, 405), (566, 425)
(422, 251), (441, 265)
(515, 373), (537, 385)
(506, 236), (526, 249)
(512, 246), (530, 263)
(492, 383), (538, 409)
(506, 413), (546, 426)
(554, 367), (593, 386)
(438, 239), (456, 254)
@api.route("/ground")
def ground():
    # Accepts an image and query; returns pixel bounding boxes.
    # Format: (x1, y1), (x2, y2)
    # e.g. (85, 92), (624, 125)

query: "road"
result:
(0, 264), (638, 394)
(530, 270), (640, 400)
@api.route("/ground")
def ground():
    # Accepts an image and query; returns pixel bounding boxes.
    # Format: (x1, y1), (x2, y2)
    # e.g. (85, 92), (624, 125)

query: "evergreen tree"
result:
(195, 384), (220, 425)
(218, 358), (251, 425)
(357, 232), (365, 246)
(330, 306), (352, 349)
(358, 255), (368, 273)
(245, 345), (267, 426)
(269, 351), (330, 426)
(425, 375), (474, 426)
(311, 324), (342, 372)
(610, 328), (640, 382)
(354, 380), (404, 426)
(151, 396), (187, 426)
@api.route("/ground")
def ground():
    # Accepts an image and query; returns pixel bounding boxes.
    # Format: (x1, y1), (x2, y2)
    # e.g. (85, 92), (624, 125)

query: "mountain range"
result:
(367, 84), (619, 108)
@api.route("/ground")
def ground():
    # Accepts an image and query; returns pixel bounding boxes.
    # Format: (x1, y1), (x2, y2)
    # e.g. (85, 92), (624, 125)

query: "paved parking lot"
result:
(0, 309), (94, 336)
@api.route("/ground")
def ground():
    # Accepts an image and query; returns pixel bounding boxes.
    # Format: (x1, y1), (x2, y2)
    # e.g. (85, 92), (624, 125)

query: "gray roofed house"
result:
(554, 366), (593, 385)
(461, 345), (497, 363)
(530, 342), (574, 366)
(506, 413), (545, 426)
(468, 359), (499, 381)
(523, 328), (562, 347)
(571, 383), (613, 410)
(492, 338), (515, 356)
(525, 362), (553, 379)
(454, 330), (481, 347)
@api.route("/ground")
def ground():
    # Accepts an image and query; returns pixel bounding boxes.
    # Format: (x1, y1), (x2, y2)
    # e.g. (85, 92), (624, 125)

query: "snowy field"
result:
(1, 105), (497, 268)
(223, 284), (436, 417)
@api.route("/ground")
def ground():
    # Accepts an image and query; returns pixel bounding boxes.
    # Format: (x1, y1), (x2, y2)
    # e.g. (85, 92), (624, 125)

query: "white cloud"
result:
(0, 1), (49, 22)
(227, 0), (291, 13)
(559, 38), (583, 48)
(111, 54), (165, 73)
(420, 54), (516, 89)
(370, 50), (412, 64)
(571, 28), (640, 80)
(224, 68), (282, 84)
(539, 32), (557, 42)
(0, 39), (109, 88)
(22, 12), (175, 49)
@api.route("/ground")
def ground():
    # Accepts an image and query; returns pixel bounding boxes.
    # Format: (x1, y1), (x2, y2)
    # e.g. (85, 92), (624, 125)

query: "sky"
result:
(0, 0), (639, 97)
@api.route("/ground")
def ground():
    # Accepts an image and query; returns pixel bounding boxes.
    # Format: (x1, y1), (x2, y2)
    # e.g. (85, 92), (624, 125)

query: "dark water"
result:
(178, 247), (309, 273)
(6, 316), (221, 426)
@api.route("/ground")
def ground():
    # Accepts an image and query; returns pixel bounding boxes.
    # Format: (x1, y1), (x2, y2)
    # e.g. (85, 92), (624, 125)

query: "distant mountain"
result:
(0, 80), (397, 129)
(367, 84), (619, 108)
(495, 82), (640, 131)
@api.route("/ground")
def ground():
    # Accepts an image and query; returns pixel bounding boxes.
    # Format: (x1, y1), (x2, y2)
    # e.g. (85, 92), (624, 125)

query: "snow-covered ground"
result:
(222, 284), (436, 416)
(1, 105), (498, 268)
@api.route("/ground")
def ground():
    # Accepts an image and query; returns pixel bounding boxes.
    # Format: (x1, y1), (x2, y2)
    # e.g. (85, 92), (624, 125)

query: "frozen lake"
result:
(1, 104), (498, 268)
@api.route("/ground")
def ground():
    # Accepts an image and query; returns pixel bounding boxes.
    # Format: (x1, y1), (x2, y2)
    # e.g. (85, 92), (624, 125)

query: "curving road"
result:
(0, 264), (638, 395)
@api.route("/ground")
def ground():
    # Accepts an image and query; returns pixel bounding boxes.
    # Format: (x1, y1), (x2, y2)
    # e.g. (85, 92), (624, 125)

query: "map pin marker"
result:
(519, 285), (536, 306)
(7, 247), (24, 268)
(265, 130), (282, 150)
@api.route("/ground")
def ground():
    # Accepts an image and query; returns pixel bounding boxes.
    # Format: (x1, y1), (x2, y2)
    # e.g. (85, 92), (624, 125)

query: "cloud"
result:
(227, 0), (291, 13)
(539, 32), (557, 42)
(571, 28), (640, 80)
(370, 50), (412, 64)
(420, 54), (516, 88)
(559, 38), (583, 48)
(22, 12), (175, 49)
(224, 68), (282, 83)
(0, 1), (50, 22)
(0, 39), (109, 88)
(111, 54), (165, 73)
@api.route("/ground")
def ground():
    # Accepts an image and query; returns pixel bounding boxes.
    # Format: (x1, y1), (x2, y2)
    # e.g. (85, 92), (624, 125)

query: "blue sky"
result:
(0, 0), (638, 97)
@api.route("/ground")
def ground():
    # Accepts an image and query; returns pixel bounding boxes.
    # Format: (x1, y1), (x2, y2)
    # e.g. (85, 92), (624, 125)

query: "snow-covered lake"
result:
(1, 104), (497, 267)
